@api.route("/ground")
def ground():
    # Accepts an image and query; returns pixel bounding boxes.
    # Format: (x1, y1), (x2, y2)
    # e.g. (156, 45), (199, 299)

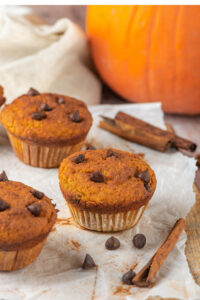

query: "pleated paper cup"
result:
(7, 132), (84, 168)
(0, 238), (46, 271)
(67, 203), (149, 232)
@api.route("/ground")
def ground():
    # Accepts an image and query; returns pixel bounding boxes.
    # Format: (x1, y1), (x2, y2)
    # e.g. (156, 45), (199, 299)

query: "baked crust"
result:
(0, 93), (92, 146)
(59, 148), (157, 214)
(0, 181), (57, 251)
(0, 86), (5, 107)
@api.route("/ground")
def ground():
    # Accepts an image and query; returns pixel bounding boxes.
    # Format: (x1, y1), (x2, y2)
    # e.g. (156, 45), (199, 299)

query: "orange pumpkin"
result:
(87, 5), (200, 115)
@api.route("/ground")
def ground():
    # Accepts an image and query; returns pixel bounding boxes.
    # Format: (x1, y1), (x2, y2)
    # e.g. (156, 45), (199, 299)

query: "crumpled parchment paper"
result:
(0, 102), (200, 300)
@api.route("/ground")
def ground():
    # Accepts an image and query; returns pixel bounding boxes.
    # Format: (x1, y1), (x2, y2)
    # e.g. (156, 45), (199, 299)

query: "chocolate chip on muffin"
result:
(40, 103), (52, 112)
(0, 171), (8, 182)
(82, 254), (96, 269)
(32, 111), (47, 121)
(30, 189), (44, 200)
(136, 169), (150, 184)
(0, 198), (10, 212)
(69, 110), (82, 123)
(106, 149), (119, 158)
(72, 154), (85, 164)
(90, 172), (105, 183)
(105, 236), (120, 250)
(86, 145), (96, 150)
(27, 88), (40, 96)
(27, 203), (42, 217)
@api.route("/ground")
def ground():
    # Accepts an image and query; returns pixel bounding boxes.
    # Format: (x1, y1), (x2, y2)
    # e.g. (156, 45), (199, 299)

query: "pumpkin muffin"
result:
(0, 171), (57, 271)
(0, 86), (6, 107)
(0, 88), (93, 168)
(59, 148), (156, 232)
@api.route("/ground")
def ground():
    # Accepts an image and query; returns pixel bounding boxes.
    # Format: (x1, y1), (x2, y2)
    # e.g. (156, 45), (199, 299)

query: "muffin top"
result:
(0, 89), (93, 145)
(59, 148), (157, 213)
(0, 172), (57, 251)
(0, 86), (5, 107)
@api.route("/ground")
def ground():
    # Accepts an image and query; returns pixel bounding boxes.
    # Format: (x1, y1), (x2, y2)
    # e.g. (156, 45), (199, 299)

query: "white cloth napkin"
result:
(0, 9), (101, 106)
(0, 103), (199, 300)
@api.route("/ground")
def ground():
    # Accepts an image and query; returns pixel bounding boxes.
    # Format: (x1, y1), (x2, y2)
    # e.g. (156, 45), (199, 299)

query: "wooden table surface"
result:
(30, 5), (200, 299)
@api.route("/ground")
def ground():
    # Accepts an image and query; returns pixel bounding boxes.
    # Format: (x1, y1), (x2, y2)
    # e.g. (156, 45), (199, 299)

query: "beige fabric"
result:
(0, 12), (101, 106)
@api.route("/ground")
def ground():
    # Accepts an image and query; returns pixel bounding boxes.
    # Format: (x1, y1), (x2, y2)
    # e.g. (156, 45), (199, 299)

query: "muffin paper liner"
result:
(0, 239), (46, 271)
(68, 203), (148, 232)
(7, 133), (83, 168)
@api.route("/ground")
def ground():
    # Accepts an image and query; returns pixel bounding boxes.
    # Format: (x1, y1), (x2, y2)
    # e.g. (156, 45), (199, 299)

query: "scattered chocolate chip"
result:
(30, 189), (44, 200)
(105, 236), (120, 250)
(0, 170), (8, 182)
(144, 184), (151, 192)
(32, 111), (47, 121)
(69, 110), (82, 123)
(40, 103), (52, 112)
(27, 203), (42, 217)
(86, 145), (96, 150)
(133, 233), (146, 249)
(90, 172), (104, 183)
(82, 254), (96, 269)
(57, 97), (66, 104)
(0, 198), (10, 212)
(122, 269), (136, 285)
(136, 169), (150, 184)
(56, 208), (60, 213)
(106, 149), (119, 158)
(27, 88), (40, 96)
(72, 154), (85, 164)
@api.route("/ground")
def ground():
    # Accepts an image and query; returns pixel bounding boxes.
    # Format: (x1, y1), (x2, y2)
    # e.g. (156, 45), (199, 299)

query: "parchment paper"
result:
(0, 103), (200, 300)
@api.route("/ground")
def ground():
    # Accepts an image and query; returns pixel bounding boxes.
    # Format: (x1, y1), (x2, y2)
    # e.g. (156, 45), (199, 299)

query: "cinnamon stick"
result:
(99, 112), (196, 153)
(0, 86), (6, 107)
(132, 218), (186, 287)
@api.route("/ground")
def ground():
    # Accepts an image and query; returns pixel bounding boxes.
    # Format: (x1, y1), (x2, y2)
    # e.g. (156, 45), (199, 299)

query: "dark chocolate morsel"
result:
(136, 169), (150, 184)
(69, 110), (82, 123)
(86, 145), (96, 150)
(105, 236), (120, 250)
(27, 203), (42, 217)
(27, 88), (40, 96)
(90, 172), (104, 183)
(32, 111), (47, 121)
(40, 103), (52, 112)
(144, 184), (151, 193)
(106, 149), (119, 158)
(0, 198), (10, 212)
(82, 254), (96, 269)
(30, 189), (44, 200)
(122, 269), (136, 285)
(0, 170), (8, 182)
(72, 154), (85, 164)
(132, 233), (146, 249)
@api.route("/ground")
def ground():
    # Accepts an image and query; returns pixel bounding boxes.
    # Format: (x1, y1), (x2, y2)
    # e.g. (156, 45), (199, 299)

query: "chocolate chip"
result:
(0, 198), (10, 212)
(71, 197), (80, 206)
(32, 111), (47, 120)
(86, 145), (96, 150)
(136, 169), (150, 184)
(27, 203), (42, 217)
(27, 88), (40, 96)
(122, 269), (136, 285)
(106, 149), (119, 158)
(144, 184), (151, 192)
(69, 110), (82, 123)
(82, 254), (96, 269)
(57, 97), (66, 104)
(0, 170), (8, 182)
(133, 234), (146, 249)
(40, 103), (52, 112)
(90, 172), (104, 183)
(72, 154), (85, 164)
(30, 189), (44, 200)
(105, 236), (120, 250)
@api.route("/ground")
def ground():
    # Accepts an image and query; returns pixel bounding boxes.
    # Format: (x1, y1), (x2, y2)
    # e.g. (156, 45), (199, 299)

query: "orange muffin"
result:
(0, 171), (57, 271)
(0, 88), (93, 168)
(0, 86), (6, 107)
(59, 148), (156, 232)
